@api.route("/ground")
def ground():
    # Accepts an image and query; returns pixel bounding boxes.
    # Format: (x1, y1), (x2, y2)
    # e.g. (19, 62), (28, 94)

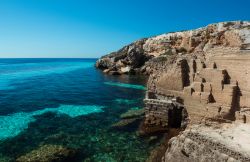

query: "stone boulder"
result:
(111, 109), (145, 130)
(16, 144), (78, 162)
(120, 109), (144, 119)
(111, 118), (141, 129)
(120, 66), (131, 74)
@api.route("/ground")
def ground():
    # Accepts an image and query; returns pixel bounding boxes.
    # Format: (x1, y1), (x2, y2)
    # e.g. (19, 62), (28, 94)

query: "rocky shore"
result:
(96, 21), (250, 162)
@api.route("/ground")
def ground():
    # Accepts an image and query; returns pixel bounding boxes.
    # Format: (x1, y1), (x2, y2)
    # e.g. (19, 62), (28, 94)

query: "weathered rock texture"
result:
(145, 21), (250, 161)
(164, 124), (250, 162)
(97, 21), (250, 161)
(96, 21), (250, 75)
(142, 96), (188, 135)
(96, 39), (153, 75)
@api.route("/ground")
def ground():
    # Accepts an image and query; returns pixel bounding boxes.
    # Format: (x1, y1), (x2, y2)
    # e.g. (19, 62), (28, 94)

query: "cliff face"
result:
(145, 21), (250, 124)
(96, 21), (250, 161)
(95, 39), (153, 75)
(96, 21), (250, 75)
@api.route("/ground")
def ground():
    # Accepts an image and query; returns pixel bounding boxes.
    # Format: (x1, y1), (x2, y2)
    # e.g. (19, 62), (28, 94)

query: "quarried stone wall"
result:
(143, 92), (188, 132)
(164, 125), (250, 162)
(147, 48), (250, 124)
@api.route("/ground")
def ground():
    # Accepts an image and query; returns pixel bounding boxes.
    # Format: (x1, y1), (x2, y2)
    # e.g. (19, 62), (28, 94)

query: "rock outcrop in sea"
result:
(97, 21), (250, 161)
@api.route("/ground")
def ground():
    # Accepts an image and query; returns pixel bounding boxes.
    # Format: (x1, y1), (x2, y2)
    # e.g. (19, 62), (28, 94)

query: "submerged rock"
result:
(111, 118), (141, 129)
(16, 144), (78, 162)
(84, 153), (117, 162)
(0, 155), (12, 162)
(111, 109), (145, 132)
(120, 109), (144, 119)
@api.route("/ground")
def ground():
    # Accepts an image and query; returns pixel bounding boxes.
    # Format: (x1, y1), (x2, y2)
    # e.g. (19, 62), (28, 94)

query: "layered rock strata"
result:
(96, 21), (250, 161)
(164, 124), (250, 162)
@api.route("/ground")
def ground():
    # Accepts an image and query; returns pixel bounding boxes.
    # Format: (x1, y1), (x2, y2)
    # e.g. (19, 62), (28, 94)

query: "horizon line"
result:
(0, 57), (98, 59)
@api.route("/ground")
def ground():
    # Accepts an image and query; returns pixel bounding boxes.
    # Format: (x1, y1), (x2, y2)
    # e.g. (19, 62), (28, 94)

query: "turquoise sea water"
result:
(0, 59), (157, 161)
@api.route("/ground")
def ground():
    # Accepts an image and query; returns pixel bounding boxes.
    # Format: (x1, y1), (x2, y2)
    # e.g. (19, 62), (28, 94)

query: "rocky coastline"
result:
(96, 21), (250, 161)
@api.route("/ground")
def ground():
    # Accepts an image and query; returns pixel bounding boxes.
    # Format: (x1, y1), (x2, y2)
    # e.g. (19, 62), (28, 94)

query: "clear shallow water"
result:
(0, 59), (156, 162)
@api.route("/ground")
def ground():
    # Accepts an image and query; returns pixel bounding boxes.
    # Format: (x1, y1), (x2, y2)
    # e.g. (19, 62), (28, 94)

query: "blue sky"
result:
(0, 0), (249, 58)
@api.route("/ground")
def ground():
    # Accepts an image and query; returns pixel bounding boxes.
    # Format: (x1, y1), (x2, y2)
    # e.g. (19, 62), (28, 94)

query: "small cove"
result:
(0, 58), (158, 162)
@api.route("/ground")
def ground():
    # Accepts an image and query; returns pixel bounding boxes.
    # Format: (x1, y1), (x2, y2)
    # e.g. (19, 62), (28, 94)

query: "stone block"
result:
(199, 68), (227, 85)
(183, 86), (193, 96)
(203, 82), (212, 93)
(235, 111), (250, 124)
(223, 84), (237, 93)
(192, 92), (201, 101)
(212, 91), (234, 106)
(196, 59), (206, 72)
(201, 92), (211, 104)
(192, 82), (203, 92)
(194, 74), (205, 83)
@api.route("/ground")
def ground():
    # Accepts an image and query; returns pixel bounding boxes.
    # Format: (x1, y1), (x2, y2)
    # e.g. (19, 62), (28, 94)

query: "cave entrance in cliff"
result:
(168, 108), (183, 128)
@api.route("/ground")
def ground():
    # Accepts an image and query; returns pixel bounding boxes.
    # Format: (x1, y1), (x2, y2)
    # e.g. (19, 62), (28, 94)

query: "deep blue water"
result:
(0, 59), (157, 162)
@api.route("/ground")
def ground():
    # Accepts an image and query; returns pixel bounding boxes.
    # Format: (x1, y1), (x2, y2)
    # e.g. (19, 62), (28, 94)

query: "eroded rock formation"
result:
(96, 21), (250, 75)
(164, 124), (250, 162)
(95, 39), (152, 75)
(96, 21), (250, 161)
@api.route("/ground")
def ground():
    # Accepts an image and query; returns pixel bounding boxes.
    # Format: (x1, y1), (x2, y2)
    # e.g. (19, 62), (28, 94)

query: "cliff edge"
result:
(96, 21), (250, 75)
(96, 21), (250, 162)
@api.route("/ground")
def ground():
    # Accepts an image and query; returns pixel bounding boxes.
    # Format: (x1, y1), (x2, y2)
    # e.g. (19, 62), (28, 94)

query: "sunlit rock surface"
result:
(164, 124), (250, 162)
(97, 21), (250, 161)
(96, 21), (250, 75)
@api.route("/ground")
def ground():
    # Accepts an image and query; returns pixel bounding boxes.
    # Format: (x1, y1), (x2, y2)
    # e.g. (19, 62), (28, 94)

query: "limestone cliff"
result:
(95, 39), (152, 75)
(96, 21), (250, 161)
(96, 21), (250, 75)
